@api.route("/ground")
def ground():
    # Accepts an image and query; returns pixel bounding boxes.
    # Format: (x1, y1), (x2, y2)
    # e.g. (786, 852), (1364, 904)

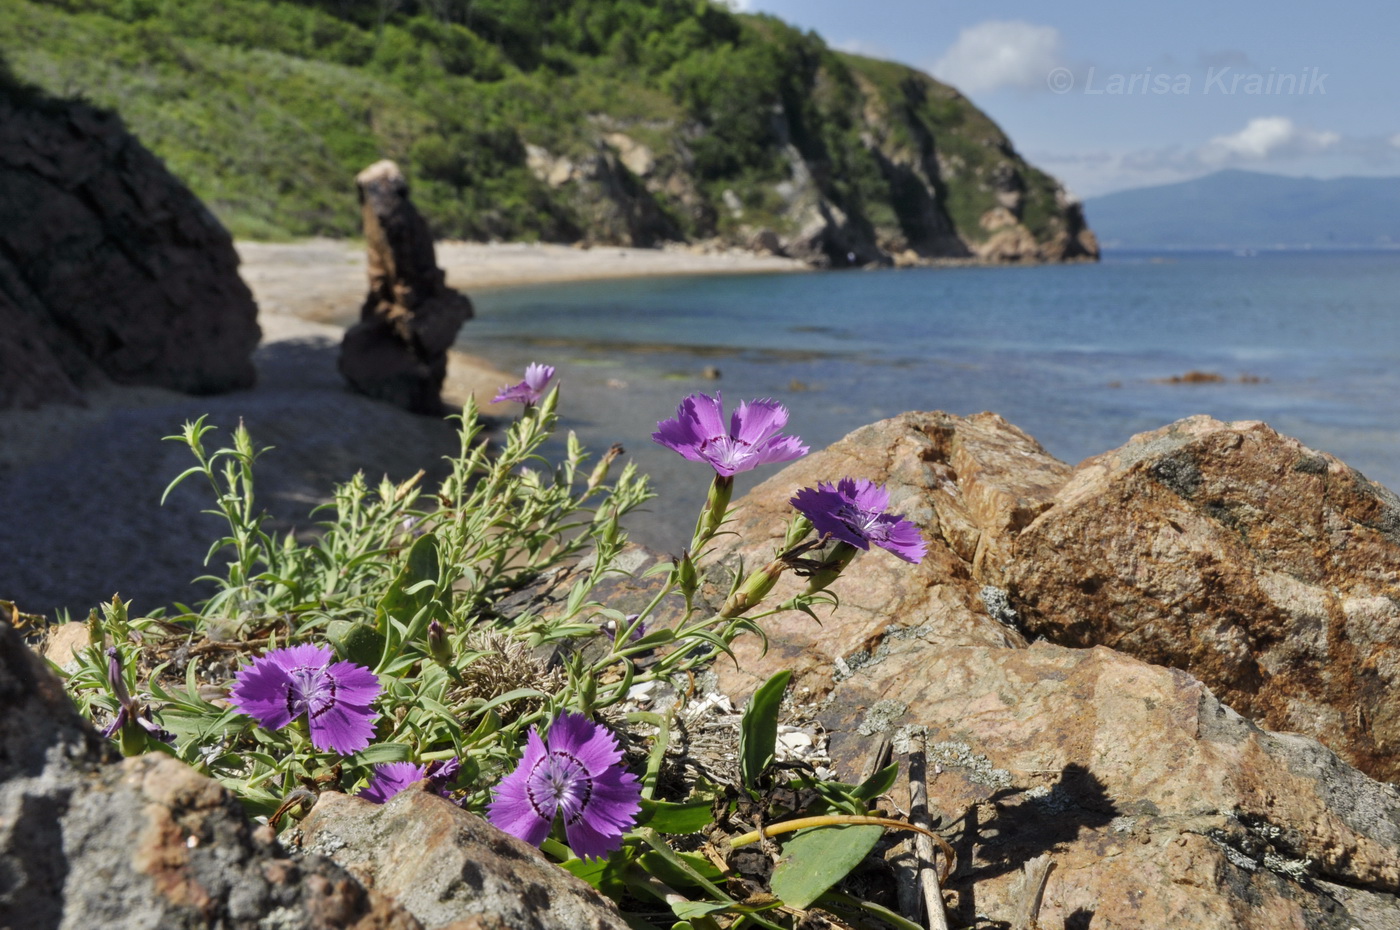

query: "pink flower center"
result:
(286, 665), (336, 721)
(525, 750), (593, 825)
(835, 502), (882, 539)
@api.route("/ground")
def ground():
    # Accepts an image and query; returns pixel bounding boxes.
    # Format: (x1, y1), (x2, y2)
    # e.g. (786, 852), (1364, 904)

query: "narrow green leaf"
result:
(739, 670), (791, 790)
(851, 762), (901, 804)
(639, 798), (715, 835)
(354, 742), (413, 765)
(670, 901), (729, 920)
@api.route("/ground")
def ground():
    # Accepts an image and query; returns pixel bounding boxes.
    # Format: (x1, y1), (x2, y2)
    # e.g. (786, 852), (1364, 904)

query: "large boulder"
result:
(818, 640), (1400, 929)
(692, 410), (1400, 926)
(295, 790), (632, 930)
(1009, 416), (1400, 782)
(338, 160), (473, 414)
(706, 411), (1071, 695)
(0, 84), (260, 409)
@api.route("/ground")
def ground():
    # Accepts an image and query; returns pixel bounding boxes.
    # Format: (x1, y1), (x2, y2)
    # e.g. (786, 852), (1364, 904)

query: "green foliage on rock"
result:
(1, 0), (1092, 259)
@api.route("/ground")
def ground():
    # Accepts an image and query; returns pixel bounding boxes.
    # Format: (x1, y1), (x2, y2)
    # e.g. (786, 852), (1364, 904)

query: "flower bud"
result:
(674, 549), (700, 605)
(782, 514), (815, 553)
(587, 443), (625, 492)
(721, 558), (788, 618)
(692, 474), (734, 547)
(428, 619), (453, 665)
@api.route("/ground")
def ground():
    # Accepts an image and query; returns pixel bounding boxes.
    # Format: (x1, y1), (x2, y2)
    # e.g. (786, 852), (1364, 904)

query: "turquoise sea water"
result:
(464, 251), (1400, 551)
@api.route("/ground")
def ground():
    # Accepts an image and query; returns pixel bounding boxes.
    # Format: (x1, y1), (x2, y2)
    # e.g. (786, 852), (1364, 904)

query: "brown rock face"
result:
(1008, 415), (1400, 781)
(706, 411), (1071, 696)
(338, 160), (473, 413)
(0, 86), (260, 409)
(817, 641), (1400, 929)
(296, 789), (632, 930)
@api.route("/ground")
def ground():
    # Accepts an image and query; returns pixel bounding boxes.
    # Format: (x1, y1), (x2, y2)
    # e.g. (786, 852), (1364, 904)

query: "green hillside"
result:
(1, 0), (1096, 263)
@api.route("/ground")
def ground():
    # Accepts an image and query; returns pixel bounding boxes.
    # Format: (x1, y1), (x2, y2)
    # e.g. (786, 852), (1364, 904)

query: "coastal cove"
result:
(444, 249), (1400, 552)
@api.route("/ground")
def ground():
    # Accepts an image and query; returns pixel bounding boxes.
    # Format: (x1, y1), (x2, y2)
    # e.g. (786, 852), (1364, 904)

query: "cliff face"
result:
(0, 1), (1096, 265)
(521, 53), (1097, 266)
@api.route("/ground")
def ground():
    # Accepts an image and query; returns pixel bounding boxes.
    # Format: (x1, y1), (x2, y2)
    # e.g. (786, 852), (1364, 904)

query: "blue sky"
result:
(732, 1), (1400, 197)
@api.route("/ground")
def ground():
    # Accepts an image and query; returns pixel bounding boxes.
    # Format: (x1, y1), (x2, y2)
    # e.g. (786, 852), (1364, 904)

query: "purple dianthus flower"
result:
(492, 363), (555, 405)
(652, 392), (807, 477)
(229, 644), (380, 755)
(102, 647), (174, 747)
(360, 758), (462, 804)
(487, 712), (641, 860)
(791, 478), (928, 564)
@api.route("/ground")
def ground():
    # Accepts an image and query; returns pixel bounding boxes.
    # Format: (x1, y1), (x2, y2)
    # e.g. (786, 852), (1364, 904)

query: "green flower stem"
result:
(815, 890), (927, 930)
(637, 831), (785, 930)
(625, 711), (672, 801)
(729, 814), (943, 849)
(689, 474), (734, 552)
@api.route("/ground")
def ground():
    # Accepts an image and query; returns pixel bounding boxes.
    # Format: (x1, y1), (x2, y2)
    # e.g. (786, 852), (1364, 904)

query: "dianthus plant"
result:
(56, 371), (938, 929)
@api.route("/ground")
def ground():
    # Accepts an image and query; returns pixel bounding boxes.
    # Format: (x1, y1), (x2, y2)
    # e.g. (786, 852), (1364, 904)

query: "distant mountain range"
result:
(1083, 170), (1400, 250)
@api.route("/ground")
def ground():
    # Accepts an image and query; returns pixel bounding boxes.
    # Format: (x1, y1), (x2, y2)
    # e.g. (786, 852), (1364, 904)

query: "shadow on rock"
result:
(949, 764), (1118, 926)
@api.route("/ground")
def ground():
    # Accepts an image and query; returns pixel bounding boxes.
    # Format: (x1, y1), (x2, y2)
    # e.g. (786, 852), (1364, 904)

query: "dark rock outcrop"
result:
(338, 160), (473, 414)
(0, 83), (260, 409)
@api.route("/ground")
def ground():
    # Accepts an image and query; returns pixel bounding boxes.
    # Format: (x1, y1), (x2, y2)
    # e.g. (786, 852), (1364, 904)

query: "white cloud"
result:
(1200, 117), (1339, 164)
(932, 20), (1065, 95)
(835, 37), (895, 60)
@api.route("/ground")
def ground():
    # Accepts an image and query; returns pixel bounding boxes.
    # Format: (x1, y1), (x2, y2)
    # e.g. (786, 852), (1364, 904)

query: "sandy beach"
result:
(238, 238), (804, 324)
(0, 240), (804, 618)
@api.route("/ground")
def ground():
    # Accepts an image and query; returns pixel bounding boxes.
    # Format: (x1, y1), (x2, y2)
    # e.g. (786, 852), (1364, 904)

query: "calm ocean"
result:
(465, 250), (1400, 552)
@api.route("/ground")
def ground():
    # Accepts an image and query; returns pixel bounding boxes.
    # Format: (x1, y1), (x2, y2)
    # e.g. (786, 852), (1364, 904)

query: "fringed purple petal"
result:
(326, 660), (382, 705)
(729, 398), (788, 445)
(360, 762), (427, 804)
(868, 514), (928, 563)
(228, 657), (296, 731)
(524, 363), (555, 392)
(307, 699), (378, 755)
(267, 643), (334, 673)
(749, 434), (809, 470)
(488, 729), (554, 845)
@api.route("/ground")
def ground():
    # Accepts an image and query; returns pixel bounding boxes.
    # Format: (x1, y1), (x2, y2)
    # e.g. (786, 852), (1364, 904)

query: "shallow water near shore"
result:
(456, 250), (1400, 552)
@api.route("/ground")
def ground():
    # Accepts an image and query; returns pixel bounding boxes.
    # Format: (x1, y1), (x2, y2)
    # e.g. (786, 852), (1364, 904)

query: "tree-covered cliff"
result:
(2, 0), (1097, 264)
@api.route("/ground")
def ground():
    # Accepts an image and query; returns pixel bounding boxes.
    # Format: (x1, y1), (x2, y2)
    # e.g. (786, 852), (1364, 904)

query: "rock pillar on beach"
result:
(338, 160), (472, 414)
